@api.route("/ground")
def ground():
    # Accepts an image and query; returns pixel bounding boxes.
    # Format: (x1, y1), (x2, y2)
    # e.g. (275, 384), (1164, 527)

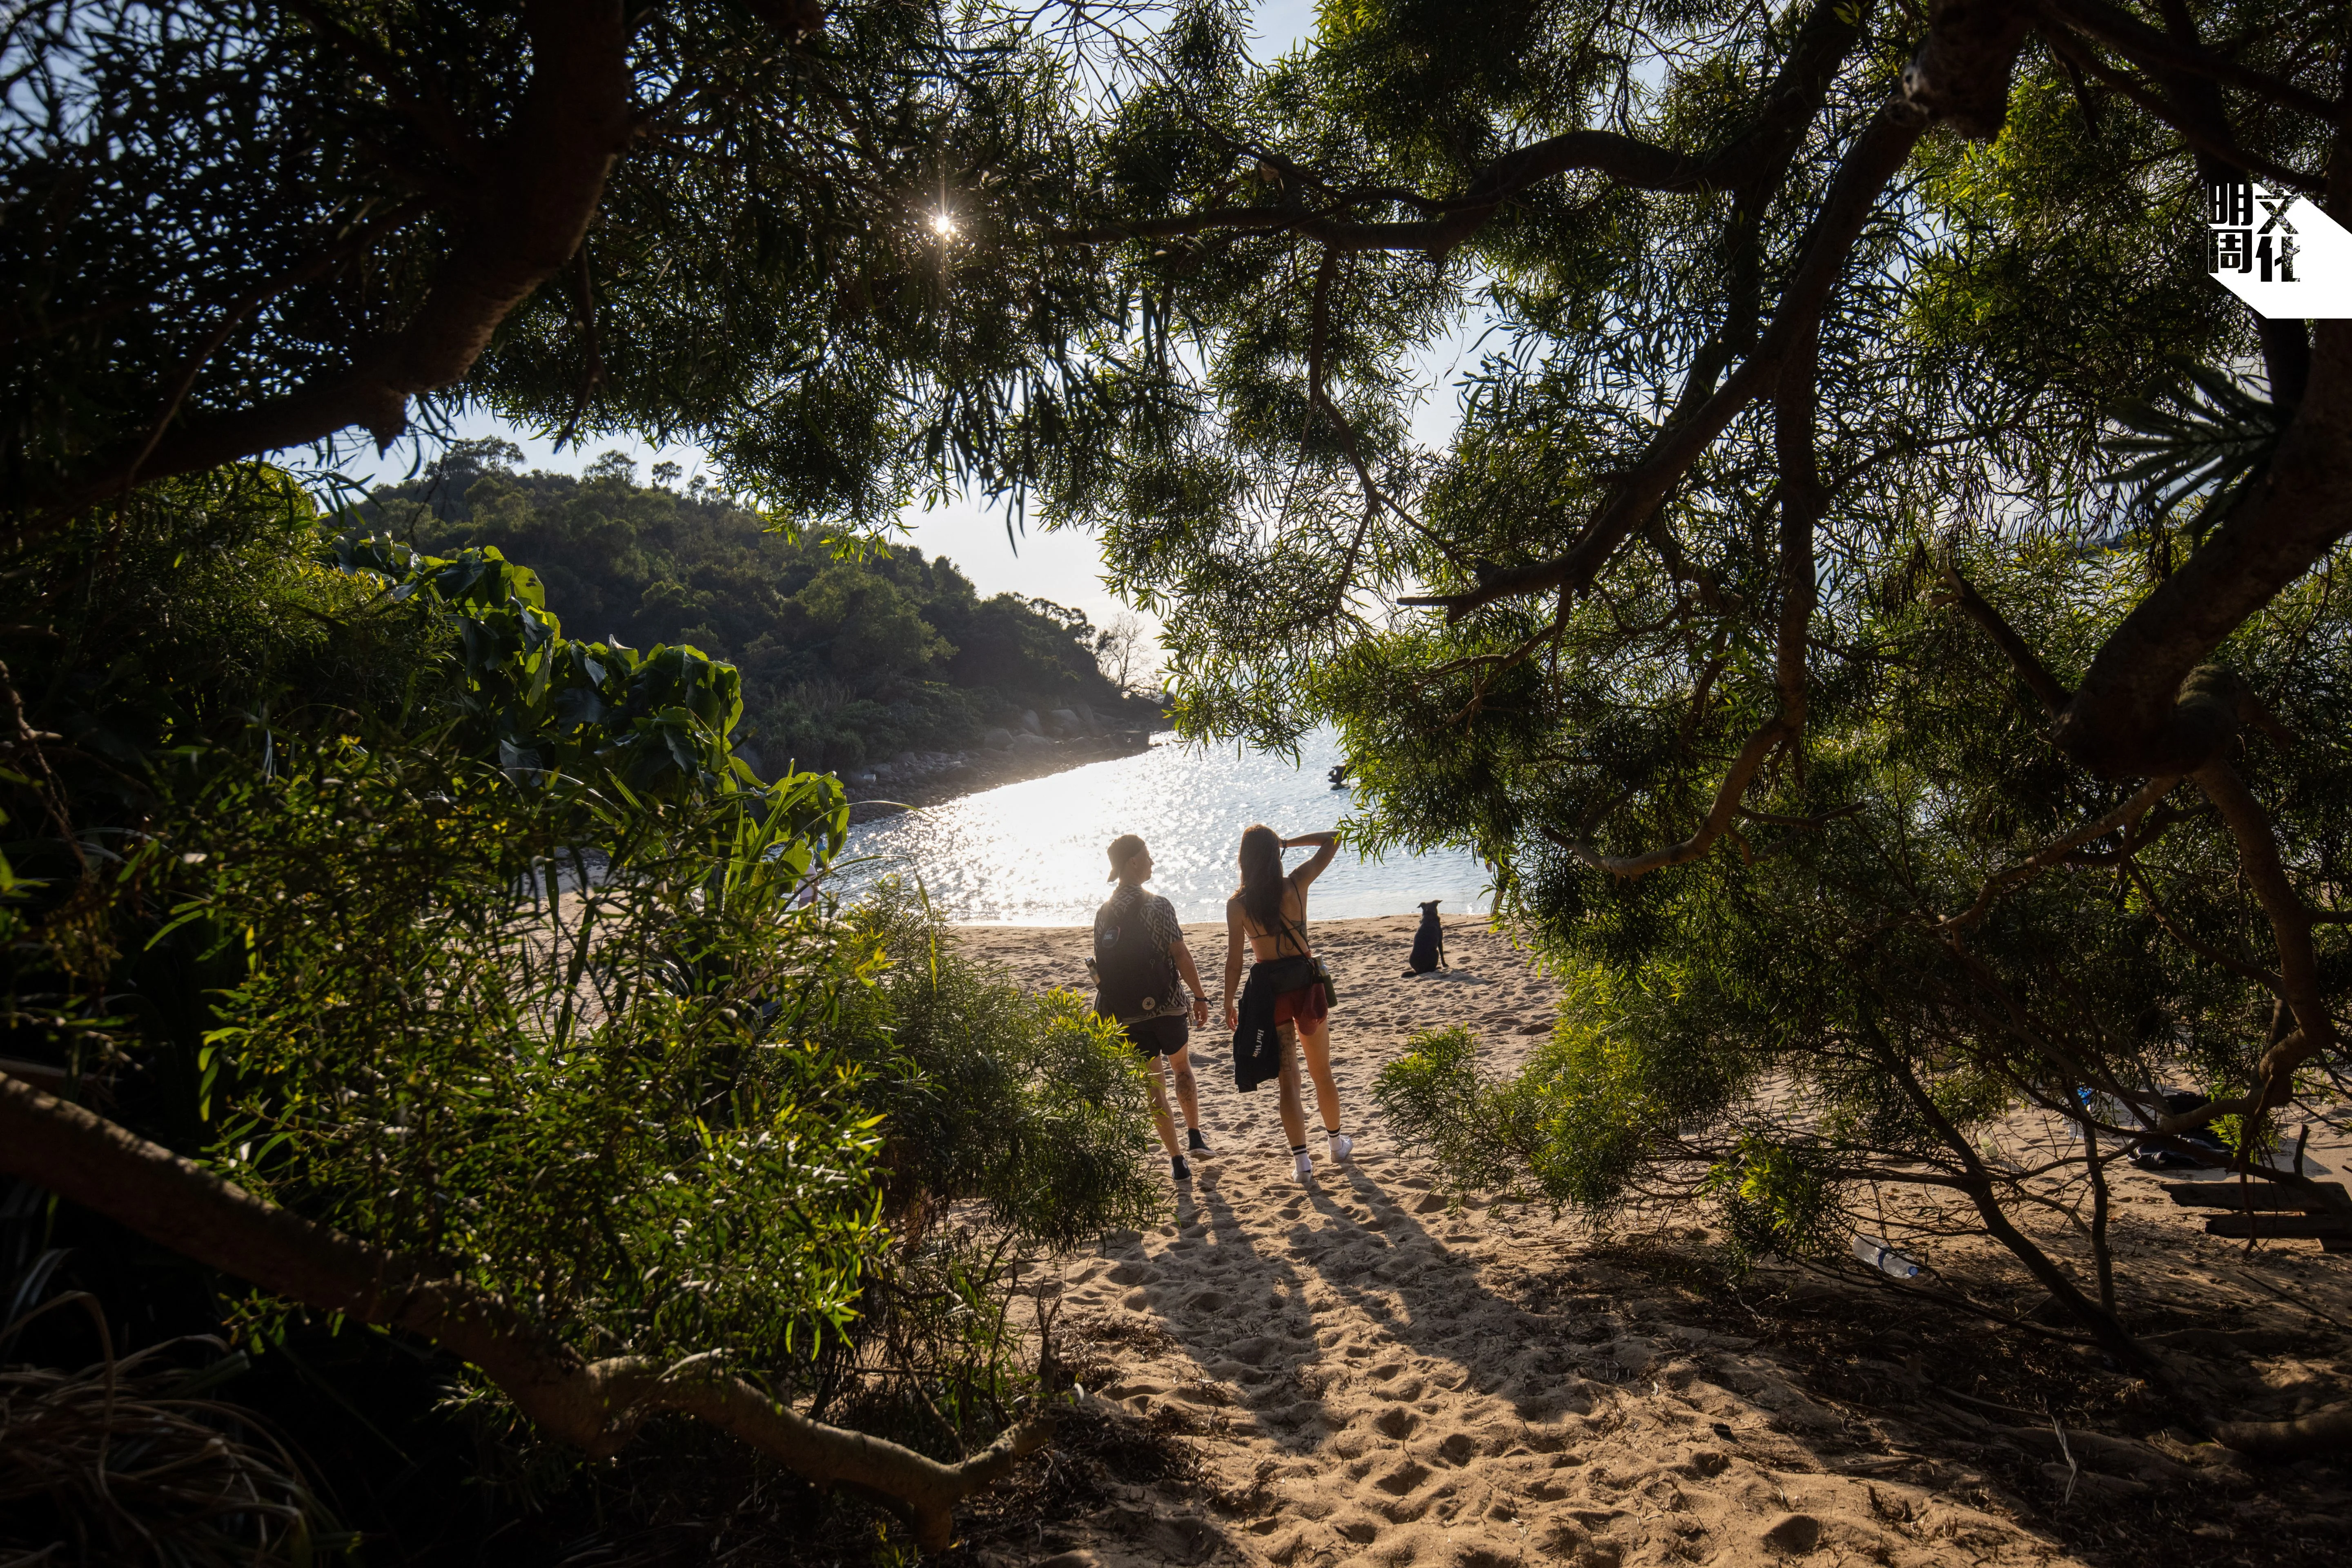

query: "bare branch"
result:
(1869, 1035), (2163, 1379)
(1901, 0), (2038, 137)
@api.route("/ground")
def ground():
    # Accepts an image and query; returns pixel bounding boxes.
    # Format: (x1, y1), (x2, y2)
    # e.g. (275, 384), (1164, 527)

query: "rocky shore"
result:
(837, 698), (1161, 819)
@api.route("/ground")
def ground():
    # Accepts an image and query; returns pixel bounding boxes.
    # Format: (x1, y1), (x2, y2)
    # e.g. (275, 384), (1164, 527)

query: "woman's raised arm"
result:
(1283, 830), (1339, 887)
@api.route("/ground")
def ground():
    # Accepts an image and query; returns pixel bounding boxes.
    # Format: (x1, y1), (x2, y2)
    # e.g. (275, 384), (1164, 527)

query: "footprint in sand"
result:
(958, 920), (2074, 1568)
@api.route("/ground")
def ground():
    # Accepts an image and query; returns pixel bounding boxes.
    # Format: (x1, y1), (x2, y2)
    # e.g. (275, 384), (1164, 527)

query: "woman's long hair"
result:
(1237, 824), (1287, 933)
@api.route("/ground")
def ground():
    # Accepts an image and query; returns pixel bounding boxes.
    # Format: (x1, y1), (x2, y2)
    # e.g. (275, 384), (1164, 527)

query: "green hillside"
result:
(364, 441), (1131, 774)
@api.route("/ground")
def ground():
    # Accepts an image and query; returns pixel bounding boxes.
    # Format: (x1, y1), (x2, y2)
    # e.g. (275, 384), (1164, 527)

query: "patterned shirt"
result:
(1102, 882), (1185, 953)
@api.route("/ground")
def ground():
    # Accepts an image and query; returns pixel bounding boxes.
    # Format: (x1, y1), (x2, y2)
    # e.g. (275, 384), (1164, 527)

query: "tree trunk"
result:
(0, 1072), (1048, 1552)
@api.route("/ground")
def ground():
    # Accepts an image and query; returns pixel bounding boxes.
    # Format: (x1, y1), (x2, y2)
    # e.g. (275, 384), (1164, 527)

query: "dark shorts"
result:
(1121, 1015), (1189, 1058)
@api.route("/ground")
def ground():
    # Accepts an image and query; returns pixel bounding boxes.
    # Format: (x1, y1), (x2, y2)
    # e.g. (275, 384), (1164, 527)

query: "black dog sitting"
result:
(1405, 900), (1447, 975)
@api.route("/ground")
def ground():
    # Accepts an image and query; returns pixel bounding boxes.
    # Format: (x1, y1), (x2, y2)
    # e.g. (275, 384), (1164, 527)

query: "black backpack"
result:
(1093, 893), (1182, 1020)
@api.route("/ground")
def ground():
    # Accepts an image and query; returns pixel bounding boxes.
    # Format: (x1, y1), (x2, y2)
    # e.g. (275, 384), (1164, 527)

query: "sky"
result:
(316, 0), (1490, 640)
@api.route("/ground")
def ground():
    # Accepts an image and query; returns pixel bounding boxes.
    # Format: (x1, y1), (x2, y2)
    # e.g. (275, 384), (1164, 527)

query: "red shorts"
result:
(1272, 982), (1329, 1030)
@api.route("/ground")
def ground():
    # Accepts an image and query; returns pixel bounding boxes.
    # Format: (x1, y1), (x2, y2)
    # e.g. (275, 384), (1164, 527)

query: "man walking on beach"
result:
(1095, 833), (1214, 1182)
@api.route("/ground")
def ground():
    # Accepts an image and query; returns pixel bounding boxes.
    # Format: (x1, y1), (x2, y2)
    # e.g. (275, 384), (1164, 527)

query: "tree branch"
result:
(0, 1072), (1048, 1552)
(43, 0), (639, 514)
(2053, 314), (2352, 777)
(1934, 556), (2073, 716)
(1062, 0), (1879, 262)
(2037, 0), (2345, 127)
(1869, 1033), (2167, 1382)
(1938, 774), (2179, 931)
(1049, 129), (1713, 252)
(123, 199), (433, 490)
(1544, 321), (1829, 880)
(1735, 802), (1863, 828)
(2191, 758), (2338, 1102)
(2120, 858), (2285, 995)
(2037, 24), (2327, 193)
(1903, 0), (2038, 138)
(1547, 719), (1794, 877)
(553, 240), (607, 452)
(1401, 95), (1931, 624)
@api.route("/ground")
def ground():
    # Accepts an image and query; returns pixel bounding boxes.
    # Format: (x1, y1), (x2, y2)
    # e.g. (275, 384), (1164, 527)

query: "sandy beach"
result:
(944, 915), (2352, 1568)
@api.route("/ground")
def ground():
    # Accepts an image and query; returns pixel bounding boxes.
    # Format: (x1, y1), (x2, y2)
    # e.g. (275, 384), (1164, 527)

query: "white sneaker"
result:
(1293, 1151), (1314, 1182)
(1327, 1132), (1354, 1162)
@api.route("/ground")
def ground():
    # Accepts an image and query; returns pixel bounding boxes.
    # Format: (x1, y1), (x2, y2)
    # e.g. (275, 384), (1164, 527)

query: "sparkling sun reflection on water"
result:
(837, 728), (1490, 924)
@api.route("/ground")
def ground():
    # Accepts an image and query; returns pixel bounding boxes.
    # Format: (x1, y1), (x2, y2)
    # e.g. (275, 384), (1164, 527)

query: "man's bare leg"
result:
(1143, 1054), (1182, 1158)
(1169, 1045), (1203, 1138)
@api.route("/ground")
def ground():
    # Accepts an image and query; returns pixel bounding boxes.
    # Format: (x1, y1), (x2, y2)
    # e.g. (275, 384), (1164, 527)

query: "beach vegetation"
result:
(1031, 0), (2352, 1452)
(2, 474), (1164, 1554)
(3, 0), (1189, 1546)
(9, 0), (2352, 1544)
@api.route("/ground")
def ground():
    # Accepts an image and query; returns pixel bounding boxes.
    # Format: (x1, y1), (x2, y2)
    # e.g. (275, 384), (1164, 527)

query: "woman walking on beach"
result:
(1222, 824), (1348, 1180)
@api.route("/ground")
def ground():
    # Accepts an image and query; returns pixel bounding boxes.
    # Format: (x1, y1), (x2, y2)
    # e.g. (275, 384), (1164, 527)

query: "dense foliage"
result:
(1018, 0), (2351, 1372)
(363, 441), (1132, 771)
(0, 5), (1192, 1552)
(0, 465), (1162, 1555)
(9, 0), (2351, 1538)
(2, 0), (1141, 521)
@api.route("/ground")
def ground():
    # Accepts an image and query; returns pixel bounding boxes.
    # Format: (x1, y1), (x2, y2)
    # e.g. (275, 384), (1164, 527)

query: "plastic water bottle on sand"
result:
(1852, 1234), (1920, 1278)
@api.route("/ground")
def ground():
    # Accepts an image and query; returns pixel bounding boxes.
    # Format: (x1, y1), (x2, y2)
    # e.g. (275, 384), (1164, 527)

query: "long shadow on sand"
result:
(1292, 1155), (1606, 1425)
(1122, 1152), (1603, 1461)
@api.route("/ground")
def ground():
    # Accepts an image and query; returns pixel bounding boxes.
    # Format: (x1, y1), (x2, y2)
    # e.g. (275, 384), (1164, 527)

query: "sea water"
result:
(837, 728), (1491, 924)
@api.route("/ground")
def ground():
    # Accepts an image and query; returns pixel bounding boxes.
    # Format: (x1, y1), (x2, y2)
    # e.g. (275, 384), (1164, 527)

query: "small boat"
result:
(1328, 763), (1351, 789)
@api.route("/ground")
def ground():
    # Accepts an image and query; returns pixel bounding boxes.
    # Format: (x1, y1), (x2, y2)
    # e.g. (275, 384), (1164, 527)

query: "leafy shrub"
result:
(4, 473), (1163, 1551)
(1372, 1027), (1520, 1204)
(1378, 960), (1748, 1217)
(187, 743), (880, 1370)
(842, 879), (1162, 1256)
(321, 530), (760, 798)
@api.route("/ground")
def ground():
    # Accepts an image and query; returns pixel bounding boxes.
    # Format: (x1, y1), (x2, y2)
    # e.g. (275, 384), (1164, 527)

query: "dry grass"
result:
(0, 1294), (344, 1568)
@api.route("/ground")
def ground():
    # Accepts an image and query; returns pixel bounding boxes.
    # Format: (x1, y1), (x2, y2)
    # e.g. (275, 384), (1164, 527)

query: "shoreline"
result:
(839, 723), (1163, 821)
